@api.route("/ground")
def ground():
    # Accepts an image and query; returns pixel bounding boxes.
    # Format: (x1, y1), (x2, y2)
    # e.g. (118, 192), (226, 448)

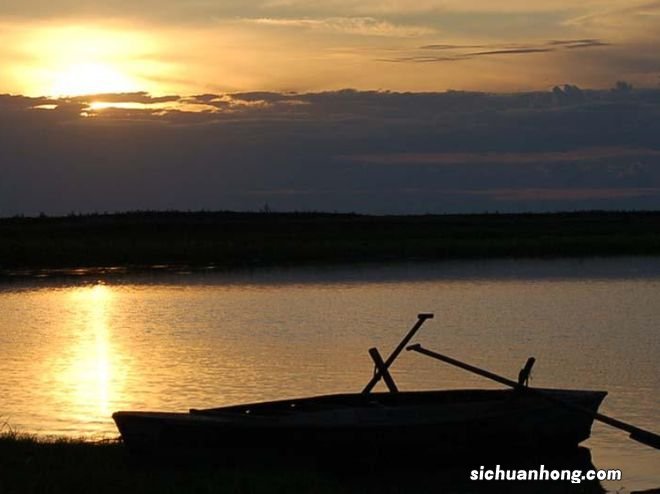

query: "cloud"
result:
(465, 187), (660, 201)
(466, 48), (553, 56)
(565, 1), (660, 29)
(344, 148), (660, 166)
(384, 39), (611, 63)
(376, 56), (465, 63)
(0, 0), (592, 25)
(0, 94), (57, 110)
(72, 92), (180, 104)
(420, 43), (488, 50)
(548, 39), (611, 49)
(242, 16), (436, 37)
(259, 0), (623, 16)
(2, 86), (660, 215)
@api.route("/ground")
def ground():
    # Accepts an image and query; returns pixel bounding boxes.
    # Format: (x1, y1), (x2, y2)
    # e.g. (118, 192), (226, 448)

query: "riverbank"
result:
(0, 432), (341, 494)
(2, 211), (660, 274)
(0, 433), (609, 494)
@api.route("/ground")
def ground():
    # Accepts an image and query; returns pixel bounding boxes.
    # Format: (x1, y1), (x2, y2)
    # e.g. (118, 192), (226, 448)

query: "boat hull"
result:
(113, 388), (606, 461)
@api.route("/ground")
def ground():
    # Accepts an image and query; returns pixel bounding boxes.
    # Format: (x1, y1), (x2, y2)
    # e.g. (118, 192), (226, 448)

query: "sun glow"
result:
(50, 62), (139, 97)
(11, 24), (163, 97)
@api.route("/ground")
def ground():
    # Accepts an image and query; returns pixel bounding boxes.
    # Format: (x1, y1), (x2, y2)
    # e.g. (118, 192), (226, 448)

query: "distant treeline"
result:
(2, 211), (660, 272)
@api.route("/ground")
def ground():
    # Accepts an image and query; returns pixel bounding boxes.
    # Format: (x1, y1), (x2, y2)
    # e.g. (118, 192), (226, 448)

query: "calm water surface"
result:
(0, 258), (658, 492)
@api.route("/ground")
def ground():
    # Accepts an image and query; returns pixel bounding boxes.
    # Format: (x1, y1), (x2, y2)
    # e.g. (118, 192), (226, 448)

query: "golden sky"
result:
(1, 0), (659, 97)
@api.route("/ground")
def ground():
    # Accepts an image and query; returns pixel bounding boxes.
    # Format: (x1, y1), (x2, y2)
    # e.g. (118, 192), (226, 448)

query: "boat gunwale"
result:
(190, 388), (607, 414)
(111, 387), (607, 422)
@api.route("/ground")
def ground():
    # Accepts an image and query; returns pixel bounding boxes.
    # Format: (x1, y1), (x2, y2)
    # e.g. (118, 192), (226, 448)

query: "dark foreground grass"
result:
(0, 433), (342, 494)
(2, 210), (660, 273)
(0, 433), (607, 494)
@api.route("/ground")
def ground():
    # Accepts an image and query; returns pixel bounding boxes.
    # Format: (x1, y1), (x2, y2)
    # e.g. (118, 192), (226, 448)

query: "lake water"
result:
(0, 258), (658, 492)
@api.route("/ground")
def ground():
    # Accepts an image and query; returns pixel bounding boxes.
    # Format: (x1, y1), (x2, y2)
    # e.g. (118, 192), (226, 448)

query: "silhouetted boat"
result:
(114, 314), (614, 458)
(113, 388), (606, 457)
(113, 313), (659, 457)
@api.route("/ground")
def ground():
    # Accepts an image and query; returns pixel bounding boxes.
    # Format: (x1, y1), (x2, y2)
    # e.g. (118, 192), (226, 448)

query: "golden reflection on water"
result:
(64, 284), (114, 418)
(36, 282), (131, 434)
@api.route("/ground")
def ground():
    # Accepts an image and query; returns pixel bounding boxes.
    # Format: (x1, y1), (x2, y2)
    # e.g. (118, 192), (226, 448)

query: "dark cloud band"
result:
(2, 85), (660, 215)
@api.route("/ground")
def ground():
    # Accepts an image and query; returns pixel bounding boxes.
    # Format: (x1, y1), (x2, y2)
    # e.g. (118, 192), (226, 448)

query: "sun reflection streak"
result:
(66, 283), (115, 419)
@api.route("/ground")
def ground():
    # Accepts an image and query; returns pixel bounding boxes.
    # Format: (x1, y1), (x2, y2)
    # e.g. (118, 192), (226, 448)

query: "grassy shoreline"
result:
(2, 210), (660, 274)
(0, 433), (609, 494)
(0, 432), (342, 494)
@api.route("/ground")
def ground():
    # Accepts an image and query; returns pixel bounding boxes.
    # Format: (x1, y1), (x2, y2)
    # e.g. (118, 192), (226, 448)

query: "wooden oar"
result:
(362, 313), (434, 393)
(407, 343), (660, 450)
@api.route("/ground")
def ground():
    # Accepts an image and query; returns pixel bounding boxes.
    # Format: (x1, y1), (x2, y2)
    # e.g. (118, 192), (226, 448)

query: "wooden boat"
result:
(113, 388), (606, 458)
(113, 313), (659, 458)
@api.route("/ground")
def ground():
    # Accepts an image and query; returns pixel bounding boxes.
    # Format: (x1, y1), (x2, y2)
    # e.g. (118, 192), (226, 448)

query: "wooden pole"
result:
(362, 313), (433, 394)
(368, 348), (399, 392)
(407, 343), (660, 450)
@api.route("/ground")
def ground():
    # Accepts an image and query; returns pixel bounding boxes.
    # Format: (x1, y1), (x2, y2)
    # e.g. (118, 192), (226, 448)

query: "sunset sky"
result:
(2, 0), (660, 95)
(1, 1), (660, 214)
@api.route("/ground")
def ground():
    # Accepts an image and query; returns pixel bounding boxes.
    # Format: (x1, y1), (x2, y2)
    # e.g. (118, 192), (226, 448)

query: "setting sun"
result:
(8, 23), (161, 97)
(50, 61), (139, 97)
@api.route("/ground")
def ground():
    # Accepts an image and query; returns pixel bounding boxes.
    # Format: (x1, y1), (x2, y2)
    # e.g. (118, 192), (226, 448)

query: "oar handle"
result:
(630, 430), (660, 450)
(407, 343), (660, 451)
